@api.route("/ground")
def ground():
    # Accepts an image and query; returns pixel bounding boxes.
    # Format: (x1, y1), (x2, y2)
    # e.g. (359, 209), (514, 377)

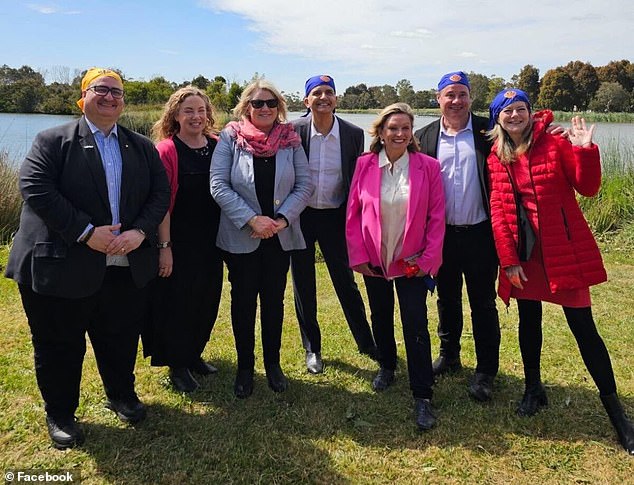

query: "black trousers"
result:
(19, 267), (148, 421)
(364, 275), (433, 399)
(290, 206), (375, 353)
(436, 222), (500, 375)
(223, 239), (290, 371)
(517, 299), (617, 395)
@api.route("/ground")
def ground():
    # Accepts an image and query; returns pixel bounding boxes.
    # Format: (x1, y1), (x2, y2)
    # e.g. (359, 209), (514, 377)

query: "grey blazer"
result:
(210, 128), (314, 254)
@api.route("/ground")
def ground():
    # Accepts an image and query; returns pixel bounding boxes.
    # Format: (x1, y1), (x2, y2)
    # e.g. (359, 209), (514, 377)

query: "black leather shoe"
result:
(169, 367), (199, 393)
(372, 367), (395, 392)
(106, 397), (147, 424)
(359, 345), (380, 362)
(516, 384), (548, 417)
(432, 355), (462, 376)
(46, 416), (85, 450)
(189, 358), (218, 376)
(414, 398), (437, 431)
(468, 373), (494, 402)
(265, 364), (289, 393)
(306, 352), (324, 374)
(234, 369), (254, 399)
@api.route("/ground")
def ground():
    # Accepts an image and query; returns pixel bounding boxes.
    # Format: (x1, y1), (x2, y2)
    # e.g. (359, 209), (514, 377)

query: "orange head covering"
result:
(76, 67), (123, 110)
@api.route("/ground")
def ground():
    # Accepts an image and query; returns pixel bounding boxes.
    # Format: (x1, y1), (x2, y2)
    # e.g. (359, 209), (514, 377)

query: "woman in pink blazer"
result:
(346, 103), (445, 431)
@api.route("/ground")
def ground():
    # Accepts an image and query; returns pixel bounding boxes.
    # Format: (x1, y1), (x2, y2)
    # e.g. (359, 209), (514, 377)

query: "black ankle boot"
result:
(517, 384), (548, 417)
(517, 368), (547, 417)
(600, 393), (634, 455)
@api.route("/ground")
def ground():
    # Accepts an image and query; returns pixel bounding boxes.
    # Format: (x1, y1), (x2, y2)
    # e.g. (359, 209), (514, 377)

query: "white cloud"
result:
(199, 0), (633, 87)
(27, 4), (80, 15)
(27, 4), (57, 14)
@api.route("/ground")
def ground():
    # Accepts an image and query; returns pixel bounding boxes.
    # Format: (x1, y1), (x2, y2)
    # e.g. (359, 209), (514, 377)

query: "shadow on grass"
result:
(73, 358), (632, 483)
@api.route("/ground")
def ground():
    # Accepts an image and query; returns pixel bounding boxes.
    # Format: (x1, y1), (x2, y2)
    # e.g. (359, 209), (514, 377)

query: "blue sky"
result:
(2, 0), (632, 96)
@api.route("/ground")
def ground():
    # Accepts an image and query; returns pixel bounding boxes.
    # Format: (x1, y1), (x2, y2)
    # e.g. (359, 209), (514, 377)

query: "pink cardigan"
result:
(346, 151), (445, 279)
(155, 135), (219, 213)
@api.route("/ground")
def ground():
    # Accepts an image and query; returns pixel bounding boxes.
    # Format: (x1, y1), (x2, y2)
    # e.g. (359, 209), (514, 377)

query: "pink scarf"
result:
(226, 118), (301, 158)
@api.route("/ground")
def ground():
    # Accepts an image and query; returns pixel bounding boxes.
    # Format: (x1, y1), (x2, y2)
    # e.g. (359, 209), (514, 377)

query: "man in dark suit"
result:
(414, 71), (500, 402)
(5, 68), (170, 449)
(290, 75), (377, 374)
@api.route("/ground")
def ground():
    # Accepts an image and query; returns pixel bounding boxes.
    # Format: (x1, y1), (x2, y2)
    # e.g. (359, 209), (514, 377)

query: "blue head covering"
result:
(437, 71), (470, 92)
(302, 75), (336, 117)
(304, 74), (336, 97)
(488, 88), (531, 129)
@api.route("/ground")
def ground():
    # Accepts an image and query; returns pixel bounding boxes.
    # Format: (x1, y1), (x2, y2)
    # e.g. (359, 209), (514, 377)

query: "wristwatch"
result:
(157, 241), (172, 249)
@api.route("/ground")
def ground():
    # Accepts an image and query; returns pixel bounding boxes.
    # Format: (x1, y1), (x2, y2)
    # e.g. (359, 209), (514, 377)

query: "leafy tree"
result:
(513, 65), (540, 103)
(283, 92), (305, 112)
(467, 72), (490, 111)
(589, 82), (631, 112)
(226, 82), (243, 111)
(191, 75), (211, 90)
(146, 76), (175, 104)
(39, 82), (78, 114)
(207, 77), (228, 112)
(340, 84), (372, 109)
(0, 64), (46, 112)
(488, 76), (506, 104)
(396, 79), (416, 105)
(596, 59), (634, 92)
(123, 80), (150, 105)
(369, 85), (396, 108)
(563, 61), (600, 110)
(413, 89), (437, 109)
(537, 68), (575, 110)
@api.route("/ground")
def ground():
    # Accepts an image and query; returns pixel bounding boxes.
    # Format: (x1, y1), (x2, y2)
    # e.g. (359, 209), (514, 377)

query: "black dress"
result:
(148, 135), (223, 367)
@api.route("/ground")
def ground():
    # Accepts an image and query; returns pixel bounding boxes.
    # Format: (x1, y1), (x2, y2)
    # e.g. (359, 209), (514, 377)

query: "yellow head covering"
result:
(76, 67), (123, 110)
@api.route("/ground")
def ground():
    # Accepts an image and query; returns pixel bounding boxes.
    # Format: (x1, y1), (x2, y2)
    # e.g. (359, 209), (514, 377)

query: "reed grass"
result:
(0, 150), (21, 243)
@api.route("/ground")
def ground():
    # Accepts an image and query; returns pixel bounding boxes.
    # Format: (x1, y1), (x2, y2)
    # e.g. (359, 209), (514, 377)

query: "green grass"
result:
(0, 150), (21, 243)
(579, 140), (634, 234)
(1, 244), (634, 484)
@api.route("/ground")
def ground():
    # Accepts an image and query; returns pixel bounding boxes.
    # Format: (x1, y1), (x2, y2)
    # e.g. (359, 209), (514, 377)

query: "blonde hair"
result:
(369, 102), (420, 153)
(151, 86), (217, 142)
(232, 79), (288, 123)
(487, 112), (533, 164)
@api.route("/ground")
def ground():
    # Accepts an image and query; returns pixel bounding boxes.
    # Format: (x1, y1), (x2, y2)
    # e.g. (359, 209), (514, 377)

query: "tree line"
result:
(1, 60), (633, 115)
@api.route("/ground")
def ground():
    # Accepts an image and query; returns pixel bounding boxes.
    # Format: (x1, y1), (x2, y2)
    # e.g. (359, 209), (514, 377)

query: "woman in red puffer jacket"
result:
(487, 88), (633, 455)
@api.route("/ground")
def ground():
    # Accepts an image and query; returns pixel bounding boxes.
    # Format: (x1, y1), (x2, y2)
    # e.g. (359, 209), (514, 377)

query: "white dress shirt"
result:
(379, 149), (409, 277)
(307, 117), (344, 209)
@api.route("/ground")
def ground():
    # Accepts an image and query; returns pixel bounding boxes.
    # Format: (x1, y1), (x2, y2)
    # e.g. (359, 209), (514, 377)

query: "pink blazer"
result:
(346, 151), (445, 279)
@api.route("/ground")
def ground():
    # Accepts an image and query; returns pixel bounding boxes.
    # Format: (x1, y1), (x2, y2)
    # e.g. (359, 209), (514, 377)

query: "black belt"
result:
(446, 220), (489, 232)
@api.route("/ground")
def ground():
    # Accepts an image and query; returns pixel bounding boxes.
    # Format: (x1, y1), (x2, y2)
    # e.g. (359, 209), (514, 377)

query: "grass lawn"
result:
(1, 244), (633, 484)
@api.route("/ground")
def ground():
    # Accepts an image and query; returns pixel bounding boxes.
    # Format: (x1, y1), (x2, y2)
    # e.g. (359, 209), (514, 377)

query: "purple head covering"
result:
(488, 88), (531, 129)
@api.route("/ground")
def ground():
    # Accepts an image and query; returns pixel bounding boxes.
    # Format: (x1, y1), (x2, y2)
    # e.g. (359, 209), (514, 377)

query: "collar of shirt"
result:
(310, 116), (339, 140)
(439, 113), (473, 137)
(85, 116), (119, 139)
(379, 148), (409, 169)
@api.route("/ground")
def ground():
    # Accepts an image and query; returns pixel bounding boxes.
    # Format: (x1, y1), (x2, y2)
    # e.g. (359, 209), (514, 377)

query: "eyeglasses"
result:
(88, 85), (125, 99)
(249, 98), (278, 109)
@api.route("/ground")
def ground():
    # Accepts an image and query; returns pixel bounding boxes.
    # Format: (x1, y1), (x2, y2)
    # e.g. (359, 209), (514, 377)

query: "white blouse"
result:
(378, 149), (410, 277)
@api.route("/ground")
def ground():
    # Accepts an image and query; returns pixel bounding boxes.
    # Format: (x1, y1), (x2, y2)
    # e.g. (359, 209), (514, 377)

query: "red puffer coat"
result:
(487, 110), (607, 305)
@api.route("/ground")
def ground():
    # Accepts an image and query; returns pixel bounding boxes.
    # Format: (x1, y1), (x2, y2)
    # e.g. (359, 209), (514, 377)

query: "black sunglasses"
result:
(250, 98), (279, 109)
(88, 85), (125, 99)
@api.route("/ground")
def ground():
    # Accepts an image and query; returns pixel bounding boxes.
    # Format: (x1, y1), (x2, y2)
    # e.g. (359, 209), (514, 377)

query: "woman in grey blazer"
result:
(211, 80), (313, 398)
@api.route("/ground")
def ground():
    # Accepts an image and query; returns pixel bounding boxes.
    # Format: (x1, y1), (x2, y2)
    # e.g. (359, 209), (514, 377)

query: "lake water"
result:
(2, 112), (633, 165)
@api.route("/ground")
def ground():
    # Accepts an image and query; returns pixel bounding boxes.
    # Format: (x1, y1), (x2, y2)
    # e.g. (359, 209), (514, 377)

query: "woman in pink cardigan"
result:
(145, 87), (224, 393)
(346, 103), (445, 431)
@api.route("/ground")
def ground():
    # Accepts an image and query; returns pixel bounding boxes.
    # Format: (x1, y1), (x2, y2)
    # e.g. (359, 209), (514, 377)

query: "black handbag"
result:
(509, 171), (536, 262)
(516, 198), (535, 262)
